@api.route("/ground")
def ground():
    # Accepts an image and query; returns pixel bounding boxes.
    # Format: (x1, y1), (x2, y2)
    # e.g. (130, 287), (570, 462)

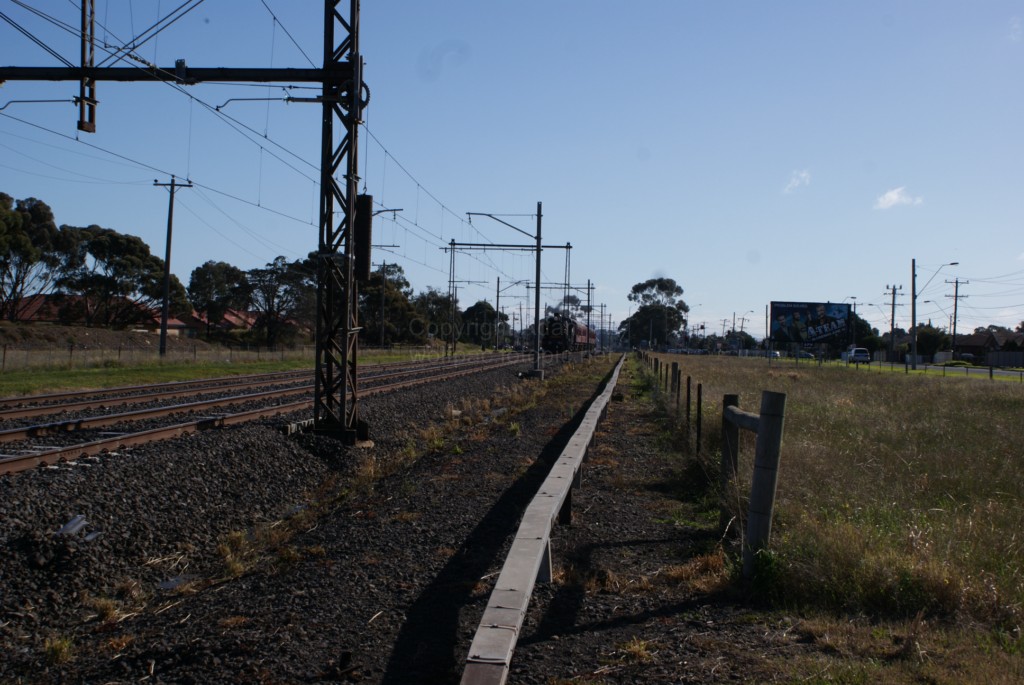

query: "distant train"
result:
(541, 312), (596, 353)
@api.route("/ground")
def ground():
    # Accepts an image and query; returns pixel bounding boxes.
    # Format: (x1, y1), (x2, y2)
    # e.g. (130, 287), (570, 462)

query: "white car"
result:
(848, 348), (871, 364)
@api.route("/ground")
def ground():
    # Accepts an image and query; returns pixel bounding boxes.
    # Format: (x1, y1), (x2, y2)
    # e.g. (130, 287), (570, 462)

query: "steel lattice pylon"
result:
(0, 1), (368, 442)
(313, 0), (367, 443)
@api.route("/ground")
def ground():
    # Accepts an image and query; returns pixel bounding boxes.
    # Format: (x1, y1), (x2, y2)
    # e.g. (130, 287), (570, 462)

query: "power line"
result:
(189, 187), (308, 254)
(6, 4), (321, 182)
(0, 10), (74, 66)
(0, 109), (315, 228)
(259, 0), (317, 69)
(94, 0), (208, 69)
(175, 197), (278, 263)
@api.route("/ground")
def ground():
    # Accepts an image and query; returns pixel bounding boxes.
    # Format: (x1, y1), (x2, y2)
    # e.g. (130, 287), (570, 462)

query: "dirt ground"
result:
(0, 321), (216, 351)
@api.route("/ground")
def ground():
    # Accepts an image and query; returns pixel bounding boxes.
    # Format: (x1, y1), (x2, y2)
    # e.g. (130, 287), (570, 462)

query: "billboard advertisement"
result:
(770, 302), (851, 345)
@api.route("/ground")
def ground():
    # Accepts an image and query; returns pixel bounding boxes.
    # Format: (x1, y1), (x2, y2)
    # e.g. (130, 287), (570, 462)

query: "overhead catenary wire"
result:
(259, 0), (317, 69)
(3, 4), (323, 189)
(0, 10), (75, 66)
(0, 109), (314, 229)
(7, 6), (538, 303)
(175, 197), (279, 263)
(94, 0), (208, 69)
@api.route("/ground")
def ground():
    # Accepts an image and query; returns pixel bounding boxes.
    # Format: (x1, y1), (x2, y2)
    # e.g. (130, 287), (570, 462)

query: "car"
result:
(796, 350), (815, 359)
(768, 350), (781, 358)
(848, 347), (871, 364)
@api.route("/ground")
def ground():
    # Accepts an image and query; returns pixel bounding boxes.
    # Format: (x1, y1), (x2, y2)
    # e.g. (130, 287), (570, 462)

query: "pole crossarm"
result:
(444, 242), (570, 251)
(459, 205), (546, 375)
(0, 66), (353, 84)
(465, 212), (534, 239)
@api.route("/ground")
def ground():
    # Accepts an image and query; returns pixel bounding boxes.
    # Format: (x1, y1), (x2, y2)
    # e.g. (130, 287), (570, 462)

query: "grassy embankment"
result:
(651, 353), (1024, 677)
(0, 346), (481, 397)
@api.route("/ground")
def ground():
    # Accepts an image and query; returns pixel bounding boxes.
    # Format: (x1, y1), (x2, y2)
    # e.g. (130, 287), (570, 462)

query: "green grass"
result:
(0, 344), (479, 397)
(0, 359), (315, 397)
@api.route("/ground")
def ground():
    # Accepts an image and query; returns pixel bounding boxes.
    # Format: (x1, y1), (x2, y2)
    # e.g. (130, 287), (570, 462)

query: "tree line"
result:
(1, 193), (509, 348)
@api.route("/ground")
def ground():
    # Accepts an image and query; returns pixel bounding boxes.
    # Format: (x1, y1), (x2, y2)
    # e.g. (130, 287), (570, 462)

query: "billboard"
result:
(770, 302), (851, 345)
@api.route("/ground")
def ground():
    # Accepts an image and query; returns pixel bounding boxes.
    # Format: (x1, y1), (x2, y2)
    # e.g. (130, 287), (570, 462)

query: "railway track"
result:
(1, 349), (612, 683)
(0, 353), (527, 475)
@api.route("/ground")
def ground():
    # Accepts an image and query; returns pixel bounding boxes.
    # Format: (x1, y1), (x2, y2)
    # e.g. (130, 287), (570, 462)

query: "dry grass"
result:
(655, 354), (1024, 622)
(217, 615), (251, 630)
(104, 634), (135, 653)
(658, 547), (731, 593)
(43, 635), (74, 665)
(559, 564), (622, 594)
(84, 595), (120, 622)
(646, 353), (1024, 678)
(616, 636), (656, 663)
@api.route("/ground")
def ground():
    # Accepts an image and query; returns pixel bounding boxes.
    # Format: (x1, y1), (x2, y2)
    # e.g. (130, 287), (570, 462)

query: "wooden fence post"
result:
(742, 391), (787, 579)
(695, 382), (703, 457)
(720, 394), (740, 535)
(674, 368), (681, 413)
(685, 376), (691, 427)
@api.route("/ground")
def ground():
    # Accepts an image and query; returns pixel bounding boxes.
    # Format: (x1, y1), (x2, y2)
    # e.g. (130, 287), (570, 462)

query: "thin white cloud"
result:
(874, 186), (923, 210)
(1011, 16), (1022, 42)
(783, 169), (811, 194)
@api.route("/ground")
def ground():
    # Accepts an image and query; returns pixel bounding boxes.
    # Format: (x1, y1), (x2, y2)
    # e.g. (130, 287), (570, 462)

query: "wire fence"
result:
(0, 342), (318, 373)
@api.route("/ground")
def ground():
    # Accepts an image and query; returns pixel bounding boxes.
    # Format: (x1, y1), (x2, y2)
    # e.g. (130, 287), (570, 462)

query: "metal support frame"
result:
(495, 278), (529, 350)
(466, 204), (546, 375)
(313, 0), (366, 443)
(77, 0), (97, 132)
(1, 2), (365, 442)
(449, 213), (577, 373)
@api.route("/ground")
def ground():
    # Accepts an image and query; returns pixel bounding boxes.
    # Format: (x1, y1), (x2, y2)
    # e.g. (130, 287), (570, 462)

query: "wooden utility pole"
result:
(946, 278), (969, 359)
(153, 176), (192, 356)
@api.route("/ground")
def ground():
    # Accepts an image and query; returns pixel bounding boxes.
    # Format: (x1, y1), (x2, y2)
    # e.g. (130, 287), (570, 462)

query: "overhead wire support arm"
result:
(445, 242), (572, 250)
(454, 203), (551, 377)
(466, 211), (535, 240)
(0, 66), (344, 84)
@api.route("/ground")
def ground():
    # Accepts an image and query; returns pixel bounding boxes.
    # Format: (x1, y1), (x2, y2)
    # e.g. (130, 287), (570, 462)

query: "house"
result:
(187, 308), (260, 338)
(9, 293), (64, 323)
(953, 329), (1024, 366)
(13, 294), (188, 335)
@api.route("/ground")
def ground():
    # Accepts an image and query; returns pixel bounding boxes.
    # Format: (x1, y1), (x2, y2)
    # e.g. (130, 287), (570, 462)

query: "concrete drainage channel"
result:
(461, 353), (627, 685)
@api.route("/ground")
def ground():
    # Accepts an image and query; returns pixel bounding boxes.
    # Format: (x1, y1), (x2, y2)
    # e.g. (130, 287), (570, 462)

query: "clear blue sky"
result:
(2, 1), (1023, 339)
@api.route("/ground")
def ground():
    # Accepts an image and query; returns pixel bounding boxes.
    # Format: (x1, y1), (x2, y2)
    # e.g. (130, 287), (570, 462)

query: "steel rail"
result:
(0, 373), (312, 420)
(0, 354), (497, 421)
(0, 355), (527, 475)
(0, 354), (519, 441)
(0, 368), (309, 409)
(0, 353), (495, 411)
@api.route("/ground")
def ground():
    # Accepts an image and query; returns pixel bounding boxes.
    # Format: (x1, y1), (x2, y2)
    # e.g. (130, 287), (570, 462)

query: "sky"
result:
(2, 1), (1023, 341)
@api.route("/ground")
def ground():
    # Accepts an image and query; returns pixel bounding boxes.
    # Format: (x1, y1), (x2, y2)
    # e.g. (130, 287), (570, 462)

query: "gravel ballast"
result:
(1, 355), (628, 683)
